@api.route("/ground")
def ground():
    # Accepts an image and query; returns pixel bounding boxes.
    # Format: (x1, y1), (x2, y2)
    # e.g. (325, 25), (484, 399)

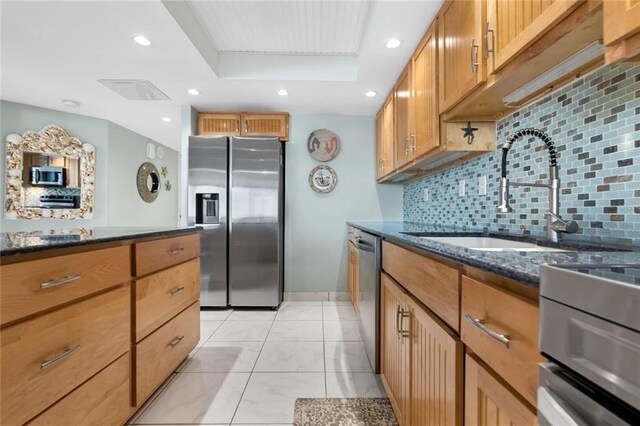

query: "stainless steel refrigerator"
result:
(188, 136), (284, 308)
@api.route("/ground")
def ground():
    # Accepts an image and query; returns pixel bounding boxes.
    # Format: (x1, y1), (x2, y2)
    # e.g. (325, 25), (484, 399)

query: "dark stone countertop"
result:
(0, 226), (201, 257)
(348, 221), (640, 288)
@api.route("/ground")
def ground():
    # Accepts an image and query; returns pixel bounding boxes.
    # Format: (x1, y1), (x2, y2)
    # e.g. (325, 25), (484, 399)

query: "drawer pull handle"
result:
(169, 286), (185, 296)
(169, 247), (185, 255)
(41, 344), (80, 369)
(464, 314), (510, 348)
(168, 336), (185, 348)
(40, 273), (81, 289)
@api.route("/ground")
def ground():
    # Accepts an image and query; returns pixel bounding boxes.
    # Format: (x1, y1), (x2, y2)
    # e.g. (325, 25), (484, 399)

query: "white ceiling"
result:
(0, 0), (443, 150)
(188, 0), (371, 55)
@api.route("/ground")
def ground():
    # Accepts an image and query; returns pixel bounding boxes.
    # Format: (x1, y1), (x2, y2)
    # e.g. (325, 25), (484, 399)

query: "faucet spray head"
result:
(496, 178), (513, 213)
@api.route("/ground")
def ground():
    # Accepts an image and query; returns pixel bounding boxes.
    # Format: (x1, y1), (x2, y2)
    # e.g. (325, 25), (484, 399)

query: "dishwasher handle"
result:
(356, 239), (375, 253)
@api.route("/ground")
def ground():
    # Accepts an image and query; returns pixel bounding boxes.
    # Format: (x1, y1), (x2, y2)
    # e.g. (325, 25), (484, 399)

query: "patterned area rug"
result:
(293, 398), (399, 426)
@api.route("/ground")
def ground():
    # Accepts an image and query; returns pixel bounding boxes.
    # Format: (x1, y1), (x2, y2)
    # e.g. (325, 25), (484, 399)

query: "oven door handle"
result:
(538, 386), (588, 426)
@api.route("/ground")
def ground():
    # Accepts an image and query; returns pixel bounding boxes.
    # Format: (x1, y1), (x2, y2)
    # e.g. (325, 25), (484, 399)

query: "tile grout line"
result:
(322, 302), (328, 398)
(228, 314), (278, 425)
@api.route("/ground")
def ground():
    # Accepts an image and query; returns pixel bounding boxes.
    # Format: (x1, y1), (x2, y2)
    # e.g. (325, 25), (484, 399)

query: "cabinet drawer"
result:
(461, 276), (543, 407)
(1, 285), (130, 425)
(135, 233), (200, 277)
(135, 258), (200, 341)
(135, 301), (200, 405)
(382, 241), (460, 330)
(28, 353), (130, 426)
(1, 245), (130, 325)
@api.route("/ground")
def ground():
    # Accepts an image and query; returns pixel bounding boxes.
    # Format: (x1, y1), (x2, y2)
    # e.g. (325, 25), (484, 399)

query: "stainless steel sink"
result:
(418, 236), (570, 252)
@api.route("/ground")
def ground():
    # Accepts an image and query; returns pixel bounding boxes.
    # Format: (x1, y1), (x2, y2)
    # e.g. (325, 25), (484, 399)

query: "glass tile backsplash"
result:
(403, 64), (640, 246)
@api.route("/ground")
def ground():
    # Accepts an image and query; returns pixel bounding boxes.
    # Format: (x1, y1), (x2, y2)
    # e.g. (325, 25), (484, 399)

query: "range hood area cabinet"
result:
(603, 0), (640, 63)
(198, 112), (289, 141)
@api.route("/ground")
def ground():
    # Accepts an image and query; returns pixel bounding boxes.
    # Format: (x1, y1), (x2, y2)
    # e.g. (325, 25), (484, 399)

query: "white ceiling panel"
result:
(188, 0), (371, 55)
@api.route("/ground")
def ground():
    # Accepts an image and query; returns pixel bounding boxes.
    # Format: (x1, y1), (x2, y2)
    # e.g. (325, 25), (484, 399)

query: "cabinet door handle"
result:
(485, 22), (494, 59)
(168, 336), (185, 348)
(396, 306), (410, 340)
(40, 273), (81, 289)
(464, 314), (510, 348)
(470, 38), (480, 73)
(41, 344), (80, 370)
(169, 247), (185, 255)
(405, 135), (411, 154)
(410, 133), (416, 152)
(169, 286), (185, 296)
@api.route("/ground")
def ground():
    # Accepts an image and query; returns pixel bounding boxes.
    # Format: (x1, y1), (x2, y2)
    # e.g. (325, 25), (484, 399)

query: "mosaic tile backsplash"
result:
(404, 64), (640, 246)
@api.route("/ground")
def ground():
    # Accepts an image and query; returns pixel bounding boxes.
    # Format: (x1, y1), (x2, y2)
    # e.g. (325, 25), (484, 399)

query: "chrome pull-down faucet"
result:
(496, 128), (578, 242)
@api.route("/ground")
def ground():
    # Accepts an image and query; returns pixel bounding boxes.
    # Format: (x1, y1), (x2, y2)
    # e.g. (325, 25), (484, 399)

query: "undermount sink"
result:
(418, 236), (570, 252)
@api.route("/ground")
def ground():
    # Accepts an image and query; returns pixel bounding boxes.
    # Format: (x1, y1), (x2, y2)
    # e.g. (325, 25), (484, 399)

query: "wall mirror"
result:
(136, 162), (160, 203)
(4, 125), (96, 220)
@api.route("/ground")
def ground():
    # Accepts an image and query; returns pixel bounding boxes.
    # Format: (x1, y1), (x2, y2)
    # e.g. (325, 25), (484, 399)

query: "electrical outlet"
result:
(459, 180), (466, 197)
(423, 188), (429, 202)
(478, 175), (487, 195)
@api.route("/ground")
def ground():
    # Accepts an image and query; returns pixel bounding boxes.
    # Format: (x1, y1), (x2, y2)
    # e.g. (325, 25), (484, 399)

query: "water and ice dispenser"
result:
(195, 193), (219, 225)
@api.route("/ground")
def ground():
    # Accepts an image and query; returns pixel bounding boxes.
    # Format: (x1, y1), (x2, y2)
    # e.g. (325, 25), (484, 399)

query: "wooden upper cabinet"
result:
(604, 0), (640, 63)
(486, 0), (582, 74)
(465, 355), (537, 426)
(375, 93), (395, 180)
(412, 21), (440, 159)
(375, 110), (385, 179)
(438, 0), (486, 113)
(198, 113), (241, 136)
(394, 64), (414, 170)
(198, 112), (289, 141)
(242, 113), (289, 141)
(381, 274), (410, 425)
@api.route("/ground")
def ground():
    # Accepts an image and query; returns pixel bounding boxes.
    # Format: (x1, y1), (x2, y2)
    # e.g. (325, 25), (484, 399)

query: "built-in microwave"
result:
(30, 166), (66, 187)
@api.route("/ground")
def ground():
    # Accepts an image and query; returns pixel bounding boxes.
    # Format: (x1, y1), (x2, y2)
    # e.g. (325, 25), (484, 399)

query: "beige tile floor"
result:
(129, 301), (386, 425)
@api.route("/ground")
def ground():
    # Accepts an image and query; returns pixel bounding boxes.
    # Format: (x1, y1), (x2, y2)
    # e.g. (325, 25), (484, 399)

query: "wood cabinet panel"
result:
(28, 354), (130, 426)
(461, 276), (544, 406)
(394, 64), (414, 170)
(412, 22), (440, 159)
(1, 285), (130, 425)
(242, 113), (289, 141)
(135, 258), (201, 341)
(438, 0), (486, 112)
(1, 245), (130, 325)
(604, 0), (640, 63)
(348, 241), (359, 312)
(465, 355), (536, 426)
(135, 301), (200, 405)
(198, 113), (241, 136)
(408, 296), (463, 426)
(382, 93), (395, 176)
(135, 233), (200, 277)
(487, 0), (582, 73)
(381, 273), (410, 425)
(382, 241), (460, 331)
(375, 110), (385, 179)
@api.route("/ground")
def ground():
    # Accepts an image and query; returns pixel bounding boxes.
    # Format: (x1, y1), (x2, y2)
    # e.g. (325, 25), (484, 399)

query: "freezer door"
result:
(188, 136), (228, 307)
(229, 136), (283, 307)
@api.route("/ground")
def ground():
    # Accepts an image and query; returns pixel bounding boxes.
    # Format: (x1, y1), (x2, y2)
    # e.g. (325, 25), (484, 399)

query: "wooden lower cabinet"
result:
(381, 273), (463, 426)
(465, 355), (537, 426)
(135, 301), (200, 405)
(348, 241), (359, 312)
(28, 354), (130, 426)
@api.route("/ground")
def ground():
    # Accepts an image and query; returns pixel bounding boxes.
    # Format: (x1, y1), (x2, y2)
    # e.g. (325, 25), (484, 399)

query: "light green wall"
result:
(0, 100), (179, 231)
(284, 114), (403, 293)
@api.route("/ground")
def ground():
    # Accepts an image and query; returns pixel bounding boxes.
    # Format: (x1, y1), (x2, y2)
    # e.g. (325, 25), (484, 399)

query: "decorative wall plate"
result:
(307, 129), (340, 162)
(136, 162), (160, 203)
(308, 165), (337, 194)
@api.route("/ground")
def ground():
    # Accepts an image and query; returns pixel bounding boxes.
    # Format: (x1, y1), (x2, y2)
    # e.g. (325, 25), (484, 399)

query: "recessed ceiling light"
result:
(277, 89), (288, 96)
(61, 99), (81, 108)
(385, 38), (402, 49)
(187, 88), (200, 95)
(161, 117), (171, 122)
(133, 35), (151, 46)
(365, 91), (377, 97)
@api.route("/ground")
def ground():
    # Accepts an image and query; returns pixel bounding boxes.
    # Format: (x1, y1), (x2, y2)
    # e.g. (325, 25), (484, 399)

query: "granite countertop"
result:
(0, 226), (201, 257)
(348, 221), (640, 288)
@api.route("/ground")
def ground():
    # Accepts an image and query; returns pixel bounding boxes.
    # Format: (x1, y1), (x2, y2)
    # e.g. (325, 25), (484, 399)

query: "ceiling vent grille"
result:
(98, 79), (170, 100)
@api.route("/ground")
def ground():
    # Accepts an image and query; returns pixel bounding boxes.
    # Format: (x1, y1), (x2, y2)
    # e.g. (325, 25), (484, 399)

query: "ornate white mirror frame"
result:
(4, 125), (96, 220)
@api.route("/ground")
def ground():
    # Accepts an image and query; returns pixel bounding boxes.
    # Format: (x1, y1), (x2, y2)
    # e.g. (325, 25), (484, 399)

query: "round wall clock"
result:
(308, 165), (337, 194)
(307, 129), (340, 162)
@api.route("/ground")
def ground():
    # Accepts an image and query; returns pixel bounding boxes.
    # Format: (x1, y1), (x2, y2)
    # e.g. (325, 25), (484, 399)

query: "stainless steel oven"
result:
(538, 264), (640, 425)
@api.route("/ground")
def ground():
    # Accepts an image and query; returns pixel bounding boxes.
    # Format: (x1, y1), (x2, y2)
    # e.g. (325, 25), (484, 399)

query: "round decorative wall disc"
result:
(307, 129), (340, 162)
(308, 165), (337, 194)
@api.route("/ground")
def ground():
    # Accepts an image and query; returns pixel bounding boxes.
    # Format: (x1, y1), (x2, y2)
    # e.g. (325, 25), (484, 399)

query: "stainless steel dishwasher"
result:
(355, 230), (381, 373)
